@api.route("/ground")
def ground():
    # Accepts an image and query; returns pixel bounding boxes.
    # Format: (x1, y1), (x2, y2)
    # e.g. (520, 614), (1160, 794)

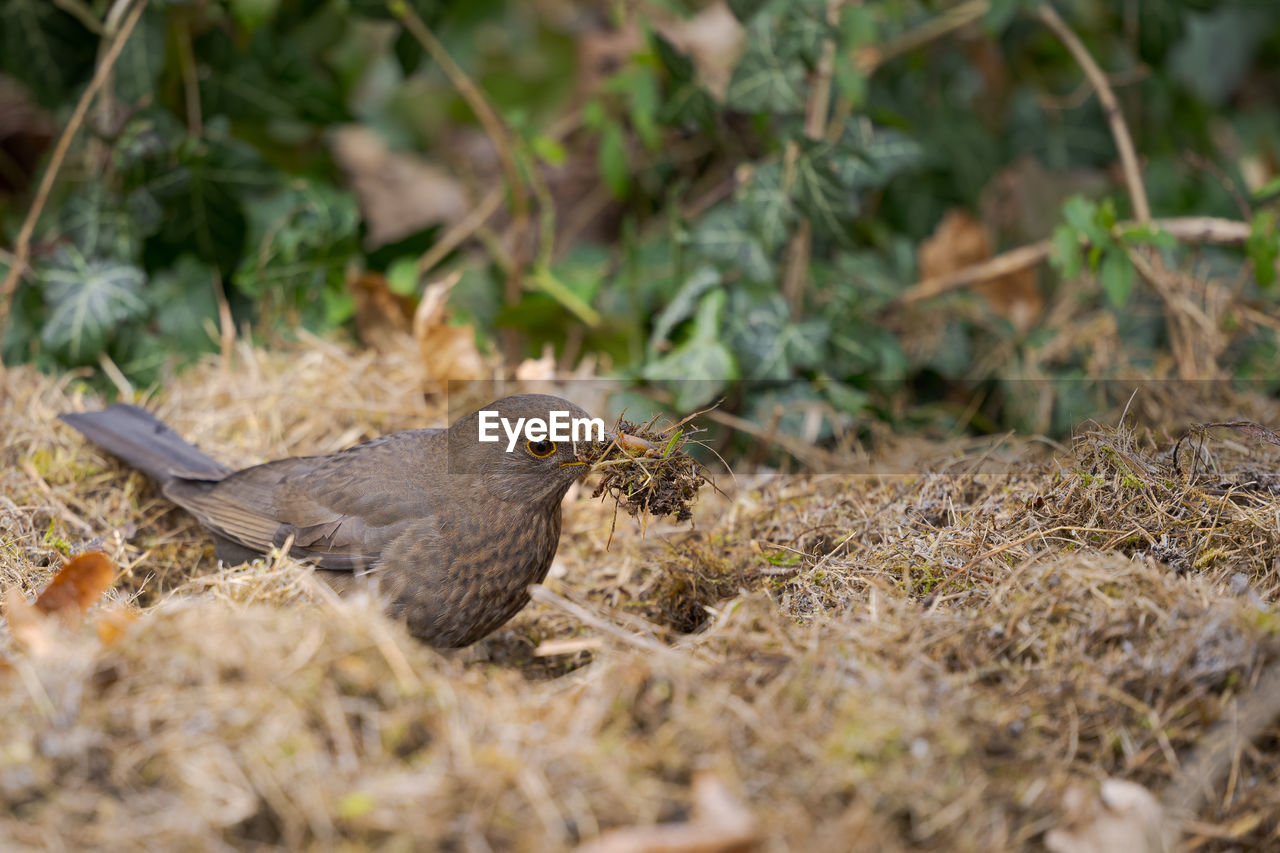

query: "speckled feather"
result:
(60, 394), (591, 647)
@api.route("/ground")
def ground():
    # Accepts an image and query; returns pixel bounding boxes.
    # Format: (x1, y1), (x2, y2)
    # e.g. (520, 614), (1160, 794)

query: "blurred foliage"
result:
(3, 0), (1280, 438)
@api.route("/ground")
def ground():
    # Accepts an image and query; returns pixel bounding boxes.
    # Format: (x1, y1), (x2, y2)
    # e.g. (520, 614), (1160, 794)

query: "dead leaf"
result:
(575, 771), (758, 853)
(515, 344), (557, 381)
(331, 125), (470, 249)
(1046, 779), (1172, 853)
(34, 551), (116, 625)
(351, 271), (414, 351)
(918, 208), (1042, 331)
(95, 609), (139, 647)
(655, 2), (746, 101)
(5, 585), (56, 657)
(413, 271), (486, 385)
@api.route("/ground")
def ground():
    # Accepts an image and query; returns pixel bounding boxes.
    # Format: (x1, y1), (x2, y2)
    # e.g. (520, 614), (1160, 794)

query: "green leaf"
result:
(234, 182), (360, 322)
(139, 132), (277, 274)
(726, 0), (771, 24)
(1061, 195), (1105, 244)
(230, 0), (281, 34)
(115, 7), (168, 104)
(776, 5), (831, 66)
(652, 32), (694, 83)
(531, 134), (567, 167)
(650, 266), (721, 348)
(1251, 176), (1280, 202)
(688, 205), (774, 284)
(56, 186), (145, 263)
(598, 121), (630, 200)
(1050, 225), (1084, 279)
(606, 67), (662, 150)
(387, 257), (420, 297)
(724, 290), (828, 380)
(794, 141), (858, 239)
(1247, 210), (1279, 289)
(0, 0), (95, 107)
(38, 248), (148, 363)
(726, 23), (806, 114)
(983, 0), (1021, 35)
(1099, 248), (1135, 306)
(739, 163), (795, 253)
(1119, 223), (1177, 250)
(150, 256), (220, 360)
(839, 5), (877, 49)
(643, 290), (738, 411)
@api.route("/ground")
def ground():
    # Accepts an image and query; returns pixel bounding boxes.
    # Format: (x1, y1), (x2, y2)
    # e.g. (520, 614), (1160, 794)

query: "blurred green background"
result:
(2, 0), (1279, 438)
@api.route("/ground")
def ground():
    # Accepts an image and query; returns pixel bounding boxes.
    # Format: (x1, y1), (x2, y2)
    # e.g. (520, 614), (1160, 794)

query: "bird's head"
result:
(447, 394), (599, 504)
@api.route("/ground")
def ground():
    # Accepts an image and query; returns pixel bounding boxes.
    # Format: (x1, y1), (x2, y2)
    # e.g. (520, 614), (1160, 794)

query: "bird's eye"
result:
(526, 439), (556, 458)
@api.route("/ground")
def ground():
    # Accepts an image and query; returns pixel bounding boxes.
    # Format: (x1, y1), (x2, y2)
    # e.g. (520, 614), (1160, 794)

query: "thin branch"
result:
(391, 2), (531, 364)
(897, 216), (1252, 305)
(0, 0), (147, 337)
(414, 184), (505, 278)
(854, 0), (988, 74)
(782, 0), (840, 318)
(1038, 2), (1150, 222)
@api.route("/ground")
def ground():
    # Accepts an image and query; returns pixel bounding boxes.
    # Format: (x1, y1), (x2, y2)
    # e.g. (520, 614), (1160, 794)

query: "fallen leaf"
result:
(95, 608), (139, 647)
(918, 208), (1042, 331)
(331, 125), (470, 249)
(351, 271), (414, 351)
(34, 551), (116, 625)
(413, 271), (487, 385)
(515, 344), (557, 381)
(1045, 779), (1171, 853)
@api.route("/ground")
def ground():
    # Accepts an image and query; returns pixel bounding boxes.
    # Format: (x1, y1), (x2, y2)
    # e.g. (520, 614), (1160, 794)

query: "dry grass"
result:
(3, 335), (1280, 851)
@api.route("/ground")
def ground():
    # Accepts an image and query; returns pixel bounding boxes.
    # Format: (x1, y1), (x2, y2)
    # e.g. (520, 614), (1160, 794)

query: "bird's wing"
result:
(163, 429), (445, 570)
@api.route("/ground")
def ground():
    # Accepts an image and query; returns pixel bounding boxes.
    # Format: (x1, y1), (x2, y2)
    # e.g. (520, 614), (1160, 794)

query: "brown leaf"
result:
(331, 125), (470, 249)
(918, 209), (1042, 331)
(95, 608), (139, 647)
(413, 271), (486, 384)
(34, 551), (116, 623)
(351, 271), (414, 351)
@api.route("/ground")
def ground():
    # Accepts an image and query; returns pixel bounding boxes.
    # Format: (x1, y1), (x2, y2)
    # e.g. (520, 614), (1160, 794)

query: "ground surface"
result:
(2, 337), (1279, 851)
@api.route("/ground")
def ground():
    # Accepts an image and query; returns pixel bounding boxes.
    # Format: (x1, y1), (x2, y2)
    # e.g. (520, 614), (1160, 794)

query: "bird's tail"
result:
(59, 404), (231, 484)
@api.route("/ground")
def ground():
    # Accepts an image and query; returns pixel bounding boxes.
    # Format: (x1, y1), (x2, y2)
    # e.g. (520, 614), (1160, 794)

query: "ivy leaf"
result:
(0, 0), (95, 107)
(115, 7), (168, 104)
(139, 132), (277, 274)
(234, 182), (360, 322)
(38, 248), (148, 364)
(652, 32), (694, 83)
(726, 22), (805, 114)
(726, 0), (771, 24)
(776, 4), (832, 67)
(643, 290), (738, 411)
(55, 186), (145, 262)
(1099, 248), (1135, 306)
(739, 163), (795, 253)
(724, 290), (828, 380)
(150, 256), (221, 361)
(650, 266), (722, 349)
(794, 141), (858, 239)
(1246, 210), (1278, 289)
(687, 205), (773, 284)
(598, 121), (631, 200)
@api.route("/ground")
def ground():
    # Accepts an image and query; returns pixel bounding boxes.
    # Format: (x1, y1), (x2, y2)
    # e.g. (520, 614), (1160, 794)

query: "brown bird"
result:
(60, 394), (602, 647)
